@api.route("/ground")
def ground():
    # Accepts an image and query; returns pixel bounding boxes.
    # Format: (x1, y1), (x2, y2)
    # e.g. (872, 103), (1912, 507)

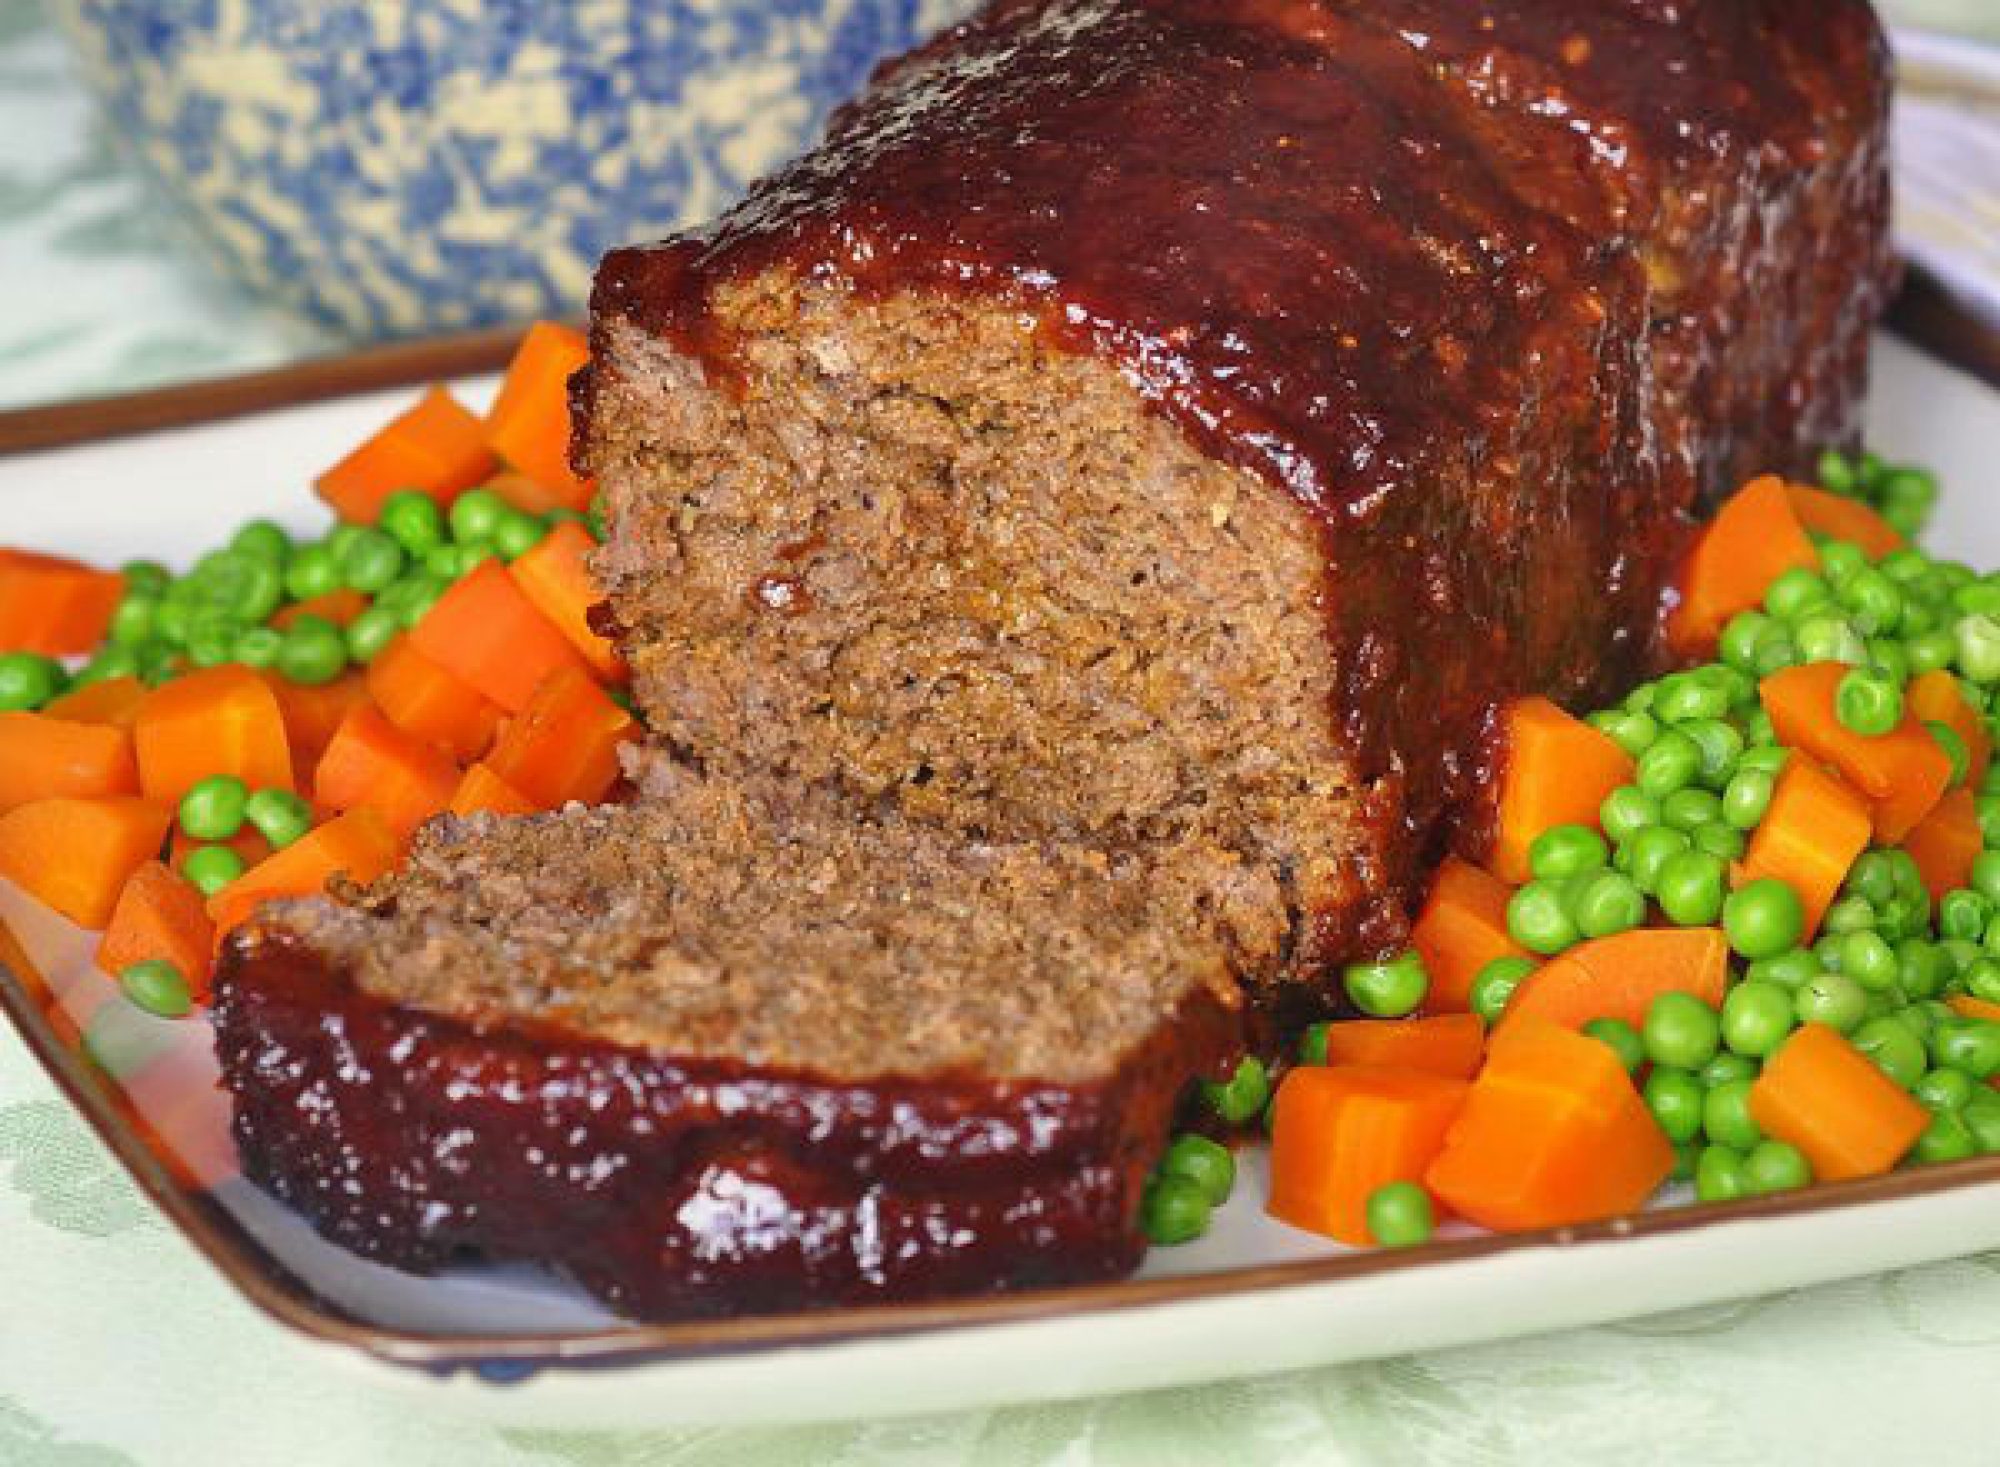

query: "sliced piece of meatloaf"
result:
(215, 0), (1895, 1320)
(214, 778), (1249, 1317)
(581, 0), (1895, 980)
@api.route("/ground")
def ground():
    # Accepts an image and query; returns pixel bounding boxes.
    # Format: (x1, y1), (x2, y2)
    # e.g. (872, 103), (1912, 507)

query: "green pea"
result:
(1818, 540), (1869, 588)
(1660, 788), (1723, 832)
(135, 646), (180, 688)
(1720, 979), (1796, 1058)
(1818, 891), (1873, 935)
(1471, 956), (1534, 1025)
(1623, 825), (1692, 895)
(1834, 666), (1902, 737)
(1201, 1056), (1271, 1127)
(1944, 938), (1984, 976)
(1794, 614), (1867, 666)
(1915, 1068), (1976, 1113)
(181, 844), (245, 898)
(1702, 1078), (1762, 1150)
(1298, 1022), (1331, 1066)
(1795, 971), (1868, 1033)
(1928, 721), (1971, 787)
(1643, 1067), (1706, 1144)
(1881, 468), (1939, 535)
(423, 543), (461, 579)
(1741, 1140), (1812, 1195)
(1567, 871), (1644, 941)
(1956, 614), (2000, 686)
(1719, 612), (1772, 673)
(1932, 1020), (2000, 1080)
(1846, 851), (1897, 906)
(378, 490), (446, 557)
(1839, 931), (1900, 993)
(1751, 628), (1799, 677)
(1158, 1134), (1235, 1207)
(1765, 567), (1834, 622)
(232, 626), (284, 669)
(345, 606), (401, 665)
(1582, 1017), (1645, 1074)
(1637, 729), (1701, 798)
(1965, 959), (2000, 1006)
(1700, 1052), (1759, 1090)
(1644, 991), (1721, 1071)
(1363, 1180), (1435, 1248)
(1842, 568), (1904, 635)
(183, 608), (240, 669)
(1867, 639), (1911, 688)
(1971, 851), (2000, 905)
(177, 774), (249, 841)
(1956, 581), (2000, 618)
(1691, 822), (1746, 862)
(449, 488), (508, 544)
(338, 527), (407, 594)
(1655, 849), (1727, 927)
(1898, 940), (1952, 1002)
(275, 615), (348, 686)
(1694, 1144), (1749, 1204)
(494, 511), (549, 562)
(74, 646), (139, 687)
(1343, 951), (1429, 1018)
(285, 543), (342, 602)
(1670, 1140), (1702, 1182)
(1737, 745), (1791, 777)
(395, 574), (448, 630)
(1747, 948), (1822, 992)
(452, 542), (497, 578)
(1907, 627), (1960, 677)
(1964, 1092), (2000, 1154)
(152, 598), (191, 650)
(1507, 881), (1578, 956)
(1528, 824), (1608, 882)
(1599, 786), (1659, 844)
(108, 592), (160, 650)
(1721, 768), (1776, 830)
(1654, 674), (1728, 725)
(117, 959), (192, 1020)
(1914, 1110), (1978, 1165)
(1816, 448), (1859, 495)
(244, 788), (313, 851)
(1979, 793), (2000, 847)
(1851, 1015), (1929, 1089)
(1723, 878), (1805, 960)
(1141, 1175), (1210, 1246)
(120, 559), (171, 598)
(0, 652), (64, 711)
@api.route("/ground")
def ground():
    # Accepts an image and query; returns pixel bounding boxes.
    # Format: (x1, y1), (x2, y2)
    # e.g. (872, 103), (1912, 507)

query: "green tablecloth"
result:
(6, 5), (2000, 1463)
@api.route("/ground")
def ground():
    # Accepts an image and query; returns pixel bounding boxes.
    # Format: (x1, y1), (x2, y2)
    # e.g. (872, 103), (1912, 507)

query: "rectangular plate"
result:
(4, 330), (2000, 1431)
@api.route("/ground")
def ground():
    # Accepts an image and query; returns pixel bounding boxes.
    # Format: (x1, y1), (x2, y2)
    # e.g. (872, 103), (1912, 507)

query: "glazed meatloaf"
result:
(215, 0), (1894, 1318)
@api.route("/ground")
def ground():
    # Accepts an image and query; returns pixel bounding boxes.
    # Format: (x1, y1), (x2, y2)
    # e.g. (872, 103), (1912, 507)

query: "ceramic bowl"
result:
(53, 0), (970, 338)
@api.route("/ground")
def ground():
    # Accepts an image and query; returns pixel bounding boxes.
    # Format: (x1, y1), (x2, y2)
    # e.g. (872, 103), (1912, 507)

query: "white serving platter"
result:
(2, 332), (2000, 1430)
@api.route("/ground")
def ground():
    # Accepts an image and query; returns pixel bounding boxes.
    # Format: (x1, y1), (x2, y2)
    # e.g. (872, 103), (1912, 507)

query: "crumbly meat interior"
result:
(282, 772), (1265, 1083)
(587, 278), (1365, 987)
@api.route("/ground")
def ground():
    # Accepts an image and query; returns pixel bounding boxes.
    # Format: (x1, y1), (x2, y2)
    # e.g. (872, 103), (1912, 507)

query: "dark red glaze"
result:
(210, 930), (1239, 1319)
(587, 0), (1894, 957)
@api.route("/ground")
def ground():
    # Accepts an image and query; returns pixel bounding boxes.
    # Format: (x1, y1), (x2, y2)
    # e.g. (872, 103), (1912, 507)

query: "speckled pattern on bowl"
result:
(52, 0), (972, 338)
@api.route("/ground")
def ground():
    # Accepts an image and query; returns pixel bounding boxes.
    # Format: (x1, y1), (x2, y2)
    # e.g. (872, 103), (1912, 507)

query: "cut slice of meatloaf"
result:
(213, 778), (1250, 1317)
(581, 0), (1895, 984)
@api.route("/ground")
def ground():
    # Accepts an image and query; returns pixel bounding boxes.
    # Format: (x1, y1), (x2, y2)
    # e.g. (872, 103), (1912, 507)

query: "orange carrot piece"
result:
(484, 322), (594, 510)
(1786, 484), (1905, 560)
(1501, 926), (1729, 1031)
(1315, 1014), (1487, 1081)
(169, 825), (271, 877)
(1748, 1023), (1928, 1182)
(98, 860), (215, 999)
(481, 470), (575, 518)
(509, 520), (625, 682)
(1760, 662), (1952, 843)
(1490, 697), (1635, 884)
(484, 666), (638, 809)
(1411, 855), (1528, 1014)
(1667, 476), (1819, 656)
(314, 385), (498, 524)
(262, 670), (371, 774)
(0, 712), (137, 813)
(1425, 1017), (1672, 1232)
(134, 666), (294, 805)
(1948, 995), (2000, 1024)
(409, 560), (591, 713)
(1736, 757), (1873, 936)
(1267, 1065), (1468, 1245)
(0, 796), (172, 929)
(270, 588), (369, 631)
(1908, 669), (1991, 789)
(207, 808), (400, 940)
(0, 549), (124, 656)
(1902, 788), (1982, 908)
(448, 762), (541, 818)
(366, 635), (504, 763)
(313, 703), (459, 843)
(42, 675), (147, 730)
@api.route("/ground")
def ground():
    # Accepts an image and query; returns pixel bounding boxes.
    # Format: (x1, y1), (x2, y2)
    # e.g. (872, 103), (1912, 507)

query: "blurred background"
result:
(0, 0), (1994, 409)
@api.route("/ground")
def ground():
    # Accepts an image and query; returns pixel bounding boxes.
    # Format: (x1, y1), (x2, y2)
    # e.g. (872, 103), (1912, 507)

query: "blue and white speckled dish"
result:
(51, 0), (972, 338)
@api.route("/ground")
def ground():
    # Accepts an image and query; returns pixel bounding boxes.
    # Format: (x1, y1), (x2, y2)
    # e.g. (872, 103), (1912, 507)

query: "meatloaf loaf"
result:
(214, 0), (1894, 1319)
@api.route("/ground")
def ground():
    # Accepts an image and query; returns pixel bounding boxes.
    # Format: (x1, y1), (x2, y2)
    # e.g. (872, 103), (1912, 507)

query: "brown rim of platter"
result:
(0, 278), (1996, 1377)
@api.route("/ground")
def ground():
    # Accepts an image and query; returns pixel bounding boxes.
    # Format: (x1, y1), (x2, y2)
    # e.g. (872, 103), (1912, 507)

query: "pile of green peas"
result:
(0, 485), (604, 712)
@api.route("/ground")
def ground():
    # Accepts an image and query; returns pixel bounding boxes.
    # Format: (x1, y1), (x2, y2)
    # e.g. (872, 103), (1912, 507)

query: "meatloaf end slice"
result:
(211, 778), (1253, 1318)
